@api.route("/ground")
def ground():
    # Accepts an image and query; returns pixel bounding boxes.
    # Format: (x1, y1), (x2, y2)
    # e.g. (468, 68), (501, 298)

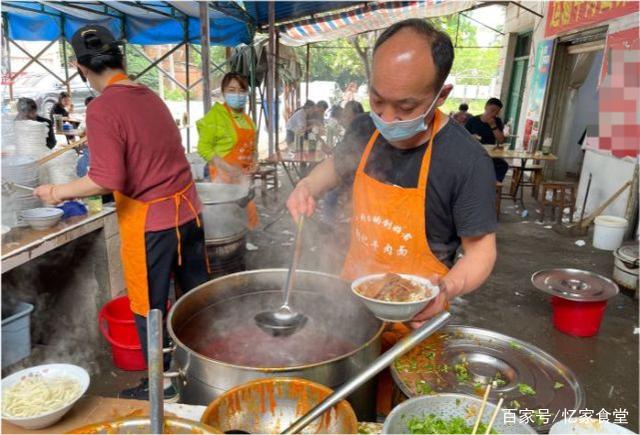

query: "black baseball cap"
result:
(70, 25), (121, 62)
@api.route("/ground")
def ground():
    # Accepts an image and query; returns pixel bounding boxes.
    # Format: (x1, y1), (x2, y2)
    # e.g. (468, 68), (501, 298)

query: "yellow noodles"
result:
(2, 374), (82, 418)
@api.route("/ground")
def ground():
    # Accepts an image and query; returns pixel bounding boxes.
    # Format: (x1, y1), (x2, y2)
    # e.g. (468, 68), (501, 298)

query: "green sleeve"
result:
(196, 103), (236, 161)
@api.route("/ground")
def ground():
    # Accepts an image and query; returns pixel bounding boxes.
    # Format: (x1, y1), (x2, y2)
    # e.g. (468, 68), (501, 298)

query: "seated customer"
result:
(465, 98), (508, 182)
(452, 103), (471, 125)
(16, 97), (56, 149)
(285, 100), (314, 149)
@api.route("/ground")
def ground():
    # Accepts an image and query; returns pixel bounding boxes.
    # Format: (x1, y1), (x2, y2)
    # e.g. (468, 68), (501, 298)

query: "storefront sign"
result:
(522, 39), (554, 151)
(545, 1), (640, 37)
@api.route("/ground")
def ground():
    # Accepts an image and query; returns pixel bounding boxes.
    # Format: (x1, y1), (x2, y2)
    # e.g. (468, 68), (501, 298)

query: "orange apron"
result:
(341, 109), (450, 415)
(115, 182), (202, 316)
(208, 104), (259, 229)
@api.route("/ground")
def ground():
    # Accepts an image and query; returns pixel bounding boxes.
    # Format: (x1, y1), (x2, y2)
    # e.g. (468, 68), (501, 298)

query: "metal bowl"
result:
(382, 393), (536, 434)
(201, 378), (358, 434)
(67, 416), (221, 434)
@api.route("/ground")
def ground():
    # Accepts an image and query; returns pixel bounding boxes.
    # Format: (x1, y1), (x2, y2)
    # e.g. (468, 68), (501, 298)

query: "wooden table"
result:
(267, 151), (328, 186)
(484, 145), (558, 207)
(1, 396), (206, 434)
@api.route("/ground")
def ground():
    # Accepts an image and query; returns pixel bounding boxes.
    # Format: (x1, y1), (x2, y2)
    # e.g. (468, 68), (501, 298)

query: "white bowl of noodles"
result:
(1, 363), (89, 429)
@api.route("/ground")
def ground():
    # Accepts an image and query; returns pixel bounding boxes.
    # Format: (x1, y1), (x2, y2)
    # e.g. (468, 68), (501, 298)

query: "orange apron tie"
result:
(115, 181), (200, 316)
(341, 109), (450, 416)
(208, 104), (259, 229)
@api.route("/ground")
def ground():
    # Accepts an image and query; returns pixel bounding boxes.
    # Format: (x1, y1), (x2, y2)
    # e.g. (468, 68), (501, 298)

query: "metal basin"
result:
(201, 378), (358, 434)
(67, 417), (221, 434)
(167, 269), (384, 420)
(196, 183), (249, 241)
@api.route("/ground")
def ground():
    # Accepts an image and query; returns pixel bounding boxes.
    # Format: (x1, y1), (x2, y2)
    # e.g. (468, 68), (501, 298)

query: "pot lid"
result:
(615, 244), (639, 264)
(531, 268), (619, 301)
(391, 325), (584, 432)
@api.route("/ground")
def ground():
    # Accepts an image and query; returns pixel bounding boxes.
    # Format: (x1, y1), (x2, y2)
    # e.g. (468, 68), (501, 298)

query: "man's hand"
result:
(408, 275), (453, 329)
(33, 184), (60, 205)
(286, 181), (316, 223)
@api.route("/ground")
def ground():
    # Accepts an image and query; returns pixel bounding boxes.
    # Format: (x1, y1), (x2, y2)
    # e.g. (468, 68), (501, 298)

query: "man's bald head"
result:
(373, 19), (454, 89)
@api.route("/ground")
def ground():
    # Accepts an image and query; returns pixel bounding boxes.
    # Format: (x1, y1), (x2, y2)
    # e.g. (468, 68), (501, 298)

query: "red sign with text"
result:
(545, 1), (639, 37)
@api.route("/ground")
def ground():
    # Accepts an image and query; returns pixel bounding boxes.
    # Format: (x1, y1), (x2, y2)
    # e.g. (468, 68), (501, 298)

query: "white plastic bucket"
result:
(593, 215), (628, 250)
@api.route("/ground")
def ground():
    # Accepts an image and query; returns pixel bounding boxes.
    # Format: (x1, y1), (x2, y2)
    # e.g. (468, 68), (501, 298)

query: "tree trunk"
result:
(350, 35), (371, 82)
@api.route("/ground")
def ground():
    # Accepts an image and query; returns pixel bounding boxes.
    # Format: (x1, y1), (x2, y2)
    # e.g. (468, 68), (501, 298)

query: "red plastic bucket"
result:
(551, 296), (607, 337)
(98, 296), (146, 371)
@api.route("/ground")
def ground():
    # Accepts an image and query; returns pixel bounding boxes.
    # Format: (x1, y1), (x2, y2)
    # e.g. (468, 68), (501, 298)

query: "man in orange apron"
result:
(286, 19), (498, 415)
(35, 25), (210, 401)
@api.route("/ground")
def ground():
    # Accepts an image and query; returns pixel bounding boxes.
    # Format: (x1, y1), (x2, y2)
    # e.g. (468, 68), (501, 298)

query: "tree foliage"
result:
(301, 14), (502, 88)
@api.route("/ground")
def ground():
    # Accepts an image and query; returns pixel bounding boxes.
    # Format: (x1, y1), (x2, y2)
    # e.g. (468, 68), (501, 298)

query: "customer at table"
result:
(34, 25), (209, 401)
(50, 91), (80, 143)
(285, 100), (315, 149)
(452, 103), (472, 125)
(196, 71), (259, 229)
(465, 98), (508, 181)
(15, 97), (56, 149)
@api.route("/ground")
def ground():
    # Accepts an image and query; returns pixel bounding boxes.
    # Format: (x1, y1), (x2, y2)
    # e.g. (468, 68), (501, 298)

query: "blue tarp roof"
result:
(243, 2), (359, 27)
(1, 1), (363, 45)
(1, 1), (253, 46)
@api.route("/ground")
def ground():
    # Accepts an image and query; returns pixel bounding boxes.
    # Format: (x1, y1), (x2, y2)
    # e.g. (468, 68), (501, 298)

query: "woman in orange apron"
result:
(36, 25), (211, 402)
(196, 72), (259, 229)
(342, 109), (450, 416)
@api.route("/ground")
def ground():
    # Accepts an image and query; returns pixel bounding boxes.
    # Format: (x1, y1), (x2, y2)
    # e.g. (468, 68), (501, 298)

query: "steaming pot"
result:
(166, 269), (384, 420)
(196, 182), (251, 241)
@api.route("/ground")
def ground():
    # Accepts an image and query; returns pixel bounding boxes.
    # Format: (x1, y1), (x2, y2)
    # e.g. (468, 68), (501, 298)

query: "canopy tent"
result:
(1, 1), (253, 45)
(277, 0), (477, 46)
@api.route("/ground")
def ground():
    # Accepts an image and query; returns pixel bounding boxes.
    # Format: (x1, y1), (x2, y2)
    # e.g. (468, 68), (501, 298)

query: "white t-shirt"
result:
(286, 109), (306, 134)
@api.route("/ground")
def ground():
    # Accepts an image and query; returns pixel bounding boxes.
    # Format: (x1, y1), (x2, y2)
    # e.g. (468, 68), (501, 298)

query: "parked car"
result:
(5, 72), (96, 118)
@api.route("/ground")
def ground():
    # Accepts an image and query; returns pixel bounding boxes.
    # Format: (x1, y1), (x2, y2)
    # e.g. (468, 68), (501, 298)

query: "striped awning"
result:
(279, 0), (477, 46)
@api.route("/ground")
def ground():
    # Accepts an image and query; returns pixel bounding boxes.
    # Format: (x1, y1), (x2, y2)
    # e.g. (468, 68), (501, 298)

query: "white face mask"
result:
(369, 84), (444, 142)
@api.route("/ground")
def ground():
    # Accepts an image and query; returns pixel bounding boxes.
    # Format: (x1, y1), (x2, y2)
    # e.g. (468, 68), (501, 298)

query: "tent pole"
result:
(305, 44), (310, 101)
(199, 1), (211, 113)
(60, 16), (71, 94)
(185, 42), (191, 153)
(266, 1), (275, 158)
(2, 16), (13, 100)
(274, 31), (280, 154)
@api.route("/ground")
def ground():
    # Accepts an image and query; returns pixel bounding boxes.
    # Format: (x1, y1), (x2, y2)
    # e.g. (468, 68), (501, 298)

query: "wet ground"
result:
(32, 168), (639, 431)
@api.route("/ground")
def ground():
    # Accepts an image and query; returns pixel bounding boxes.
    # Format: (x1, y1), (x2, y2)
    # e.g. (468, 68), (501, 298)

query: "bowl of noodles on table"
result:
(2, 363), (89, 429)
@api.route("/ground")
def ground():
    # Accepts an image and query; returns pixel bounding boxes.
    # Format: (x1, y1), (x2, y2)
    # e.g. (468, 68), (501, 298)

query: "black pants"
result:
(493, 158), (509, 182)
(133, 216), (209, 371)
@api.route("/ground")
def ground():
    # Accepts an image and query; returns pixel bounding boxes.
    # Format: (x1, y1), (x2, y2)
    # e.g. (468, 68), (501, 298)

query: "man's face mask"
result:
(369, 84), (445, 142)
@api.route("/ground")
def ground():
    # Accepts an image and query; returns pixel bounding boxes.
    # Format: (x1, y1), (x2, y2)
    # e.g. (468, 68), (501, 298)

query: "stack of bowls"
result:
(20, 207), (63, 230)
(2, 155), (41, 225)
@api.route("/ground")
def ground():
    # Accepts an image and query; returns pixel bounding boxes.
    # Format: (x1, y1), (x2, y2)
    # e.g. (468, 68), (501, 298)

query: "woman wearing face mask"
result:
(196, 72), (258, 229)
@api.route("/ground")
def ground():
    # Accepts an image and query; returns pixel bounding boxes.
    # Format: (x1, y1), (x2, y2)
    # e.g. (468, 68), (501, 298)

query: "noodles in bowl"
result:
(2, 374), (82, 418)
(1, 364), (89, 429)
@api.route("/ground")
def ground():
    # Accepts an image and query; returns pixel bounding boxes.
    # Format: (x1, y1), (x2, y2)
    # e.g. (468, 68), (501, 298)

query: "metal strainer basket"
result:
(382, 393), (536, 434)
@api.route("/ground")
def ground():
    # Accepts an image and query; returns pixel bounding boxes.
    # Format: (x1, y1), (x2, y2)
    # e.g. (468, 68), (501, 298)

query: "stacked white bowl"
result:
(47, 145), (78, 184)
(20, 207), (64, 230)
(2, 155), (41, 226)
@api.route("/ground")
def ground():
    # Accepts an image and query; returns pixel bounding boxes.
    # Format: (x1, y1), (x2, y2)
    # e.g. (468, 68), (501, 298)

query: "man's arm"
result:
(410, 232), (496, 326)
(490, 118), (505, 145)
(33, 175), (111, 205)
(286, 158), (341, 222)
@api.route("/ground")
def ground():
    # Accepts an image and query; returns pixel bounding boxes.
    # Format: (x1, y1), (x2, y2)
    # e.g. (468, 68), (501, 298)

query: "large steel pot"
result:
(196, 183), (251, 241)
(167, 269), (384, 420)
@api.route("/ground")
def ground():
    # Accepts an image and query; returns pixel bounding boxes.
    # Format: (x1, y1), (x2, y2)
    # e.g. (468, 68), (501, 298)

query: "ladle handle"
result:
(281, 311), (452, 434)
(148, 309), (164, 434)
(282, 216), (305, 307)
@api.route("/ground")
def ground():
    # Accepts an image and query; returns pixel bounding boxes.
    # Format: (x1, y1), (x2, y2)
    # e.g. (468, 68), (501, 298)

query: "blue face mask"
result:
(369, 85), (444, 142)
(224, 93), (248, 110)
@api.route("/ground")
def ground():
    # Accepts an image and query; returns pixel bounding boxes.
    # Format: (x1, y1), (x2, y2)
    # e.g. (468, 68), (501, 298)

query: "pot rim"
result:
(167, 269), (385, 372)
(200, 377), (358, 433)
